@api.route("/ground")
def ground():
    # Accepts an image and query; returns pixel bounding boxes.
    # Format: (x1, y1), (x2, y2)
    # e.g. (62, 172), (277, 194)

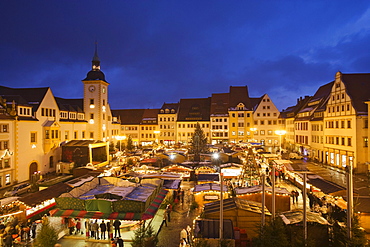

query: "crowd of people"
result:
(0, 215), (39, 247)
(62, 217), (124, 241)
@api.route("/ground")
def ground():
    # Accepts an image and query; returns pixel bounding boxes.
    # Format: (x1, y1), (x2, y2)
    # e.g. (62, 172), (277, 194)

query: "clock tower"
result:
(82, 44), (110, 141)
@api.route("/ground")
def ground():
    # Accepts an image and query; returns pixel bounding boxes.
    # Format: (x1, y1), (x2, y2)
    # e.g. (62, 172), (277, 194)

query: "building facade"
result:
(0, 48), (119, 186)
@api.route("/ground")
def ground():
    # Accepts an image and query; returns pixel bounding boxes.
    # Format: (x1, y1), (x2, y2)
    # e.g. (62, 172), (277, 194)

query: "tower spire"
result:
(92, 41), (100, 71)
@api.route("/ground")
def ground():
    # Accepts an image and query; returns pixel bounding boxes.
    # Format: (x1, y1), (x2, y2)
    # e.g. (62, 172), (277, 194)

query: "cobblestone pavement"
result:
(157, 181), (200, 247)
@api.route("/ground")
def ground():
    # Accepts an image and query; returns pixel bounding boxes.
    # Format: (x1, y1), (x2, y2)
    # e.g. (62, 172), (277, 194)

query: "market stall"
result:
(193, 183), (229, 207)
(235, 185), (291, 212)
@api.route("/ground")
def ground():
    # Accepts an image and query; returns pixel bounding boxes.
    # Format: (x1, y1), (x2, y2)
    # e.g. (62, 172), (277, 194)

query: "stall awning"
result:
(308, 176), (346, 195)
(49, 209), (142, 220)
(49, 189), (168, 221)
(142, 189), (168, 220)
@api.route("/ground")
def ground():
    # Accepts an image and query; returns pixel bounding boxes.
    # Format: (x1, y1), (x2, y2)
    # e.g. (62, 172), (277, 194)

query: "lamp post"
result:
(219, 172), (224, 244)
(275, 130), (286, 159)
(212, 152), (220, 172)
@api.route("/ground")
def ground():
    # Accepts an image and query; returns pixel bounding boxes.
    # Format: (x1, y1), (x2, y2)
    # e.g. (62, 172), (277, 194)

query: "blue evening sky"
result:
(1, 1), (370, 110)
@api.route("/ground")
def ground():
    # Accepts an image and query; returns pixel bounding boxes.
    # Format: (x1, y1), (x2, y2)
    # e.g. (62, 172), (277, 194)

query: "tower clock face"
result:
(89, 85), (96, 92)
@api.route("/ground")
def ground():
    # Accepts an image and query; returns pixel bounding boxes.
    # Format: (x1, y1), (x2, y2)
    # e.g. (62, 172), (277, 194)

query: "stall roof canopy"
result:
(281, 161), (308, 171)
(204, 198), (271, 216)
(162, 179), (181, 190)
(66, 174), (97, 188)
(307, 175), (346, 195)
(19, 183), (71, 207)
(197, 173), (219, 182)
(235, 185), (291, 195)
(280, 210), (329, 225)
(62, 140), (106, 147)
(50, 189), (168, 220)
(193, 183), (228, 193)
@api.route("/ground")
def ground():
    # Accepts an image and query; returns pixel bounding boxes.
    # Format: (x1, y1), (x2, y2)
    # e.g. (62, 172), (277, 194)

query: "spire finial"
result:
(93, 41), (100, 62)
(92, 41), (100, 70)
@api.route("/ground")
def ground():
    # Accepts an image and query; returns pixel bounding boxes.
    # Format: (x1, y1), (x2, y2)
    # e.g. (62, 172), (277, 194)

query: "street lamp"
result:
(275, 130), (286, 159)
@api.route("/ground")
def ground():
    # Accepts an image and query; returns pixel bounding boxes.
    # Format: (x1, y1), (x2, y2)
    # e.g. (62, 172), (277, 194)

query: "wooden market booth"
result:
(203, 198), (271, 239)
(235, 185), (291, 213)
(193, 183), (229, 208)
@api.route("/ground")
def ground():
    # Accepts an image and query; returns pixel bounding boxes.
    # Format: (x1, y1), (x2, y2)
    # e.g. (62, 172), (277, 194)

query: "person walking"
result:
(117, 237), (124, 247)
(186, 225), (192, 245)
(294, 190), (299, 205)
(100, 221), (107, 240)
(86, 220), (91, 238)
(4, 234), (13, 247)
(166, 204), (172, 222)
(68, 218), (75, 235)
(75, 219), (81, 235)
(91, 220), (99, 239)
(113, 219), (121, 238)
(31, 221), (37, 239)
(111, 238), (117, 247)
(291, 190), (296, 204)
(107, 221), (111, 239)
(162, 211), (168, 227)
(180, 228), (188, 244)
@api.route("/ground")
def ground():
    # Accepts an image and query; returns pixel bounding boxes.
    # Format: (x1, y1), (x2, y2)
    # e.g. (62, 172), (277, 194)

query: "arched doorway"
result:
(29, 162), (38, 181)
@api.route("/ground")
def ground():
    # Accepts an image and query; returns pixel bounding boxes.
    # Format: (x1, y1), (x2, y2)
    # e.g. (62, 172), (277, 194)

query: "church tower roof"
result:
(83, 43), (106, 82)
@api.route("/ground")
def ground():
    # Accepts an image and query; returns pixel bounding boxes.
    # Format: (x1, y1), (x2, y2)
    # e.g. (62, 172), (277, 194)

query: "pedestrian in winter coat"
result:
(100, 221), (107, 239)
(75, 219), (81, 234)
(180, 228), (188, 244)
(117, 237), (124, 247)
(31, 221), (37, 239)
(113, 219), (121, 237)
(4, 234), (13, 247)
(91, 220), (99, 239)
(162, 212), (168, 227)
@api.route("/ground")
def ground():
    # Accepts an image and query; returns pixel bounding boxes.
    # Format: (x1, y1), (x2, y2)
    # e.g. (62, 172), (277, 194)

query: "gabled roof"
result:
(228, 86), (252, 110)
(250, 96), (263, 111)
(177, 97), (211, 121)
(310, 81), (333, 121)
(141, 109), (159, 124)
(210, 93), (229, 115)
(341, 73), (370, 114)
(112, 109), (146, 125)
(19, 182), (72, 207)
(55, 97), (84, 113)
(297, 82), (333, 118)
(280, 95), (311, 119)
(0, 85), (49, 111)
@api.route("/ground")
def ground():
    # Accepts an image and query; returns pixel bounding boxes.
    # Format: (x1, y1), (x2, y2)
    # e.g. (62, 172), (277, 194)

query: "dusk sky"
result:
(1, 1), (370, 111)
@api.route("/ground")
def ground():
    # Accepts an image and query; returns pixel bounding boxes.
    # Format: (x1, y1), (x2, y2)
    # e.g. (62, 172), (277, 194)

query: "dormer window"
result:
(69, 112), (76, 119)
(60, 112), (68, 119)
(18, 107), (32, 116)
(77, 113), (84, 120)
(237, 103), (245, 110)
